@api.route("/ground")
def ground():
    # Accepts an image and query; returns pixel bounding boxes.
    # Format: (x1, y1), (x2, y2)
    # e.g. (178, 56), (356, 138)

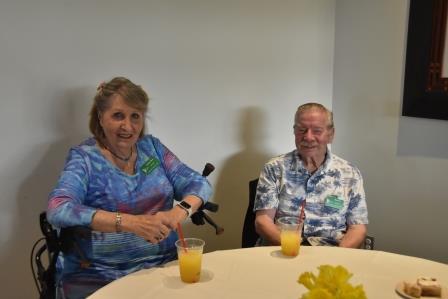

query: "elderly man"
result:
(254, 103), (368, 248)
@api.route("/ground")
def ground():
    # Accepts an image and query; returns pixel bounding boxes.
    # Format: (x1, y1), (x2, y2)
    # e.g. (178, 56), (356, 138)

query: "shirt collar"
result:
(293, 147), (333, 175)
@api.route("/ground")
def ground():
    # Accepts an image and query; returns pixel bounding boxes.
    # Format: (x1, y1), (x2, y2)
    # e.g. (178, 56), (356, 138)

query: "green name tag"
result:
(324, 195), (344, 210)
(140, 157), (160, 175)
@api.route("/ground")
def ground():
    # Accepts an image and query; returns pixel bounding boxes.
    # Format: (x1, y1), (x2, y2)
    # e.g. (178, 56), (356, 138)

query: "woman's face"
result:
(99, 94), (144, 151)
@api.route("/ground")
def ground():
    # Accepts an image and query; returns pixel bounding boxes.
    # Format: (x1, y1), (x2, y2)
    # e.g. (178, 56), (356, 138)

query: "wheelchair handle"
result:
(202, 163), (215, 177)
(190, 163), (223, 235)
(202, 212), (224, 235)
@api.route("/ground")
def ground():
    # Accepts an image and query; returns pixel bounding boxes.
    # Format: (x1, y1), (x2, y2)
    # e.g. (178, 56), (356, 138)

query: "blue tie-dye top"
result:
(47, 135), (212, 289)
(254, 149), (368, 245)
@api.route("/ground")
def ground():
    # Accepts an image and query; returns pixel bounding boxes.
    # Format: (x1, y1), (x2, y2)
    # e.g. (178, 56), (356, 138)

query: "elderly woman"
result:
(47, 77), (212, 299)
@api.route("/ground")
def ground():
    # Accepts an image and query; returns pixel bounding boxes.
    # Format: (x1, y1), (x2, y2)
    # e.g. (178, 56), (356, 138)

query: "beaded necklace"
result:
(104, 145), (133, 162)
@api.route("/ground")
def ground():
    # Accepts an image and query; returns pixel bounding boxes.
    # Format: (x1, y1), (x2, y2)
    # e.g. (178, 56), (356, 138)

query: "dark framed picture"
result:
(402, 0), (448, 120)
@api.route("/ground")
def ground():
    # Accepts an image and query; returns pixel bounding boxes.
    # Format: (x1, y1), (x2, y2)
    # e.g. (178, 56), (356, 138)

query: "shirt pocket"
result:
(320, 194), (348, 216)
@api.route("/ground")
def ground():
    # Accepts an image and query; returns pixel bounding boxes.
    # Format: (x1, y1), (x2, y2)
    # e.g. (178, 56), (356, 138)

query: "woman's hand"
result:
(91, 196), (204, 243)
(156, 207), (189, 230)
(157, 195), (205, 230)
(92, 210), (171, 243)
(123, 213), (172, 244)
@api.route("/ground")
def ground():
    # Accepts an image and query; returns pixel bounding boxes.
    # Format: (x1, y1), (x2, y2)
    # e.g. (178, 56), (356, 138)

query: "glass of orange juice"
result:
(277, 217), (303, 257)
(175, 238), (205, 283)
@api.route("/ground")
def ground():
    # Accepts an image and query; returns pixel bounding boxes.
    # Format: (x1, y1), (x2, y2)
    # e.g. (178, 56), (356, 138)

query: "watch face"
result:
(180, 201), (191, 209)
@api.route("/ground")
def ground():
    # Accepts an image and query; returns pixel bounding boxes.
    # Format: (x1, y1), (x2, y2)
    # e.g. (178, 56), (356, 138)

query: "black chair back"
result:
(241, 179), (260, 247)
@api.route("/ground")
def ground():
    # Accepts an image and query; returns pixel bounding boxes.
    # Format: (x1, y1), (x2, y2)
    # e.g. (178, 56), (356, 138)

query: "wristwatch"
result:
(176, 200), (193, 217)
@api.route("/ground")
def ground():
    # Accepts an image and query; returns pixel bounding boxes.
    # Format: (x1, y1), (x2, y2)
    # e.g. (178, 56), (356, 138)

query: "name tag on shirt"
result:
(141, 157), (160, 175)
(324, 195), (344, 210)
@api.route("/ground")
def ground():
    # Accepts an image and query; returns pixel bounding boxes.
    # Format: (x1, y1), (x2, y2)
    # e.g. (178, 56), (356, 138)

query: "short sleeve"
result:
(254, 162), (280, 211)
(345, 167), (368, 225)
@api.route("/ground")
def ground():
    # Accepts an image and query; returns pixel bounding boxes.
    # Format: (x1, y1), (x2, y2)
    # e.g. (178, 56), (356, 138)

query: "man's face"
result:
(294, 108), (334, 161)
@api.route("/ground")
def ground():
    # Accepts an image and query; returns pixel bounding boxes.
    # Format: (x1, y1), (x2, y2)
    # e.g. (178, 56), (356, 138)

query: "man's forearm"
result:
(255, 212), (281, 245)
(339, 224), (367, 248)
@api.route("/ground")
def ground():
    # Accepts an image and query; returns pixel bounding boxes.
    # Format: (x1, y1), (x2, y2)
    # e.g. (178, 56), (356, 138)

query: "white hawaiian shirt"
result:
(254, 148), (368, 246)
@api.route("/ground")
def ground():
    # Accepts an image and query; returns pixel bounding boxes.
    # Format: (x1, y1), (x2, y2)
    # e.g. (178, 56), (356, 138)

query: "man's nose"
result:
(304, 129), (314, 140)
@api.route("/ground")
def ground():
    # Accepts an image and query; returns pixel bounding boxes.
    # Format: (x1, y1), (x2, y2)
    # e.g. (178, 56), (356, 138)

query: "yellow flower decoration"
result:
(297, 265), (367, 299)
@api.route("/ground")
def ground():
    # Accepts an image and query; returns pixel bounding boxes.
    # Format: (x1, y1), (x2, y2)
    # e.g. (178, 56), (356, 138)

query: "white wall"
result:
(0, 1), (334, 297)
(333, 0), (448, 263)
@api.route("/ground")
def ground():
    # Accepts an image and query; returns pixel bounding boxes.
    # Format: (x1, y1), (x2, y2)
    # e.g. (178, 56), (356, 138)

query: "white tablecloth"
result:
(88, 246), (448, 299)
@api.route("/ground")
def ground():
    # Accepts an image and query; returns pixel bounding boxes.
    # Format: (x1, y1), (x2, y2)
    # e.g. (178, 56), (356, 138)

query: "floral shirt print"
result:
(254, 148), (368, 246)
(47, 135), (212, 298)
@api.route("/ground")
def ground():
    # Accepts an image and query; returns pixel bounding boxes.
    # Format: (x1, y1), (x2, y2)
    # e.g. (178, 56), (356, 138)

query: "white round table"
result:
(88, 246), (448, 299)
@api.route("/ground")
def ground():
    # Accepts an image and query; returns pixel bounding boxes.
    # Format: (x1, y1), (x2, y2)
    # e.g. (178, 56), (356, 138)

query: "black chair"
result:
(241, 179), (260, 248)
(240, 178), (374, 250)
(31, 212), (60, 299)
(363, 235), (374, 250)
(32, 214), (92, 299)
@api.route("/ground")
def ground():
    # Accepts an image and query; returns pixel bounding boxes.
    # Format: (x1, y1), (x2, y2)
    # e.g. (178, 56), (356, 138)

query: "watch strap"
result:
(177, 201), (192, 217)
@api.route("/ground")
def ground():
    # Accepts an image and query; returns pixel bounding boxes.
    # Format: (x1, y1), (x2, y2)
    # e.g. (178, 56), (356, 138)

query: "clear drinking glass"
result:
(175, 238), (205, 283)
(277, 217), (303, 257)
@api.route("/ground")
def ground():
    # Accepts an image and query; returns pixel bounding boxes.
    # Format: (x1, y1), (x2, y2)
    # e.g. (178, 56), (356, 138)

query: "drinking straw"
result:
(177, 223), (188, 253)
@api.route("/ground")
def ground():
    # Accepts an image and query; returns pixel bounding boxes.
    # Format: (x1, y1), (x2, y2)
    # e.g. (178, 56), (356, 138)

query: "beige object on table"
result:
(88, 246), (448, 299)
(417, 277), (443, 297)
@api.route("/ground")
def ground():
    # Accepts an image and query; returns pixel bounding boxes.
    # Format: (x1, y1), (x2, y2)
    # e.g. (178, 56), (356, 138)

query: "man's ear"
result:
(329, 127), (335, 143)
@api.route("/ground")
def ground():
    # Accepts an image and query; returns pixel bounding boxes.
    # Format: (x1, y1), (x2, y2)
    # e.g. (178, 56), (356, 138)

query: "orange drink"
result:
(175, 238), (205, 283)
(178, 249), (202, 283)
(280, 230), (301, 256)
(277, 216), (303, 257)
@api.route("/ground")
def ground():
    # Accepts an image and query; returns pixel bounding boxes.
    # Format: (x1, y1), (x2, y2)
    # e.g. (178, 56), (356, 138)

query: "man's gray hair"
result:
(295, 102), (334, 128)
